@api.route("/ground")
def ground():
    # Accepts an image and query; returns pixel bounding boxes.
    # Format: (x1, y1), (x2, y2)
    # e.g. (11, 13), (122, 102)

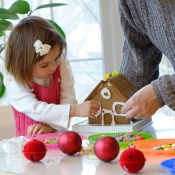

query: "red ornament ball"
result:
(58, 131), (82, 155)
(94, 136), (120, 162)
(23, 138), (47, 162)
(119, 147), (146, 173)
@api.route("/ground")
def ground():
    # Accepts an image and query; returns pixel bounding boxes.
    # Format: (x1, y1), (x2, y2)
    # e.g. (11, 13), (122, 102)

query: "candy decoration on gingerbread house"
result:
(85, 74), (138, 125)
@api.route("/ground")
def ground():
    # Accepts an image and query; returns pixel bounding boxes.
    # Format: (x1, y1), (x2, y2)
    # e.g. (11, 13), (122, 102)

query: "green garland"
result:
(0, 72), (5, 98)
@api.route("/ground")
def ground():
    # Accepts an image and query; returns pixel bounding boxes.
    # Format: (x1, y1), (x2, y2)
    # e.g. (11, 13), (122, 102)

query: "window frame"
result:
(99, 0), (124, 74)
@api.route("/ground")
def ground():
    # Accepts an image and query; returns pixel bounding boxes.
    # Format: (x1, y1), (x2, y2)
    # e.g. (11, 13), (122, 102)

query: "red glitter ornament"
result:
(119, 147), (146, 173)
(23, 137), (47, 162)
(94, 136), (120, 162)
(58, 131), (82, 155)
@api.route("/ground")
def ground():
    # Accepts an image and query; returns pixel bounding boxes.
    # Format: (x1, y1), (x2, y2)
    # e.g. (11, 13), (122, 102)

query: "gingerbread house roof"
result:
(85, 74), (137, 101)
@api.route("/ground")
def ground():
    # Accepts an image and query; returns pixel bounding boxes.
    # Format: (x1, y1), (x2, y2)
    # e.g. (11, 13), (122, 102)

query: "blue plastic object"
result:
(160, 158), (175, 173)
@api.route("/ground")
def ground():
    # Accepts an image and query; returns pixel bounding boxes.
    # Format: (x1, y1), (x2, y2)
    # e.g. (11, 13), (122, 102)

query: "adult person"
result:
(116, 0), (175, 119)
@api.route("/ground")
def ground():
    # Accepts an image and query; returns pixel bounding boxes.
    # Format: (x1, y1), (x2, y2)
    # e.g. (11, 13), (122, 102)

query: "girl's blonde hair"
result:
(5, 16), (67, 86)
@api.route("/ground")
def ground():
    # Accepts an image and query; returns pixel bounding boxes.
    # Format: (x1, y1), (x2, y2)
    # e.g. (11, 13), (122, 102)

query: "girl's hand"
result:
(27, 123), (56, 136)
(70, 100), (100, 118)
(121, 84), (160, 119)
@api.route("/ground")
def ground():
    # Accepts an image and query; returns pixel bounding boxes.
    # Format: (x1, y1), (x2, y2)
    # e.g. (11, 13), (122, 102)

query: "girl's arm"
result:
(4, 65), (100, 130)
(4, 74), (71, 130)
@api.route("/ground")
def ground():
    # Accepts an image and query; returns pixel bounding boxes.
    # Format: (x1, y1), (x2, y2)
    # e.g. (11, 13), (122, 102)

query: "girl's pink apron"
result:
(12, 67), (61, 137)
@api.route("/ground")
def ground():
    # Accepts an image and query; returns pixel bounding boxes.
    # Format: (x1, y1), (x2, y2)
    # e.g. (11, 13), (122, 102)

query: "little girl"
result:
(3, 16), (100, 137)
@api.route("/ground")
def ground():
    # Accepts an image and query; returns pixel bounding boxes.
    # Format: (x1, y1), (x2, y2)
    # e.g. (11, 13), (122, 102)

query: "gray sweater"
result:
(117, 0), (175, 110)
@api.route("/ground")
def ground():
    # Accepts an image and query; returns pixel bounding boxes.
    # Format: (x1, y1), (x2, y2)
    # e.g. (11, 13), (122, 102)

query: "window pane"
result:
(52, 0), (102, 60)
(71, 60), (103, 102)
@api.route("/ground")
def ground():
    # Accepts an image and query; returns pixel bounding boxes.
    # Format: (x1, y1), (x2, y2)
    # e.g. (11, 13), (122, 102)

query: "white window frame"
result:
(99, 0), (124, 74)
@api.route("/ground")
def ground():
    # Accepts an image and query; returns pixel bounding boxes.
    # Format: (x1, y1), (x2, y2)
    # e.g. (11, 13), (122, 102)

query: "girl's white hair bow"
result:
(34, 39), (51, 56)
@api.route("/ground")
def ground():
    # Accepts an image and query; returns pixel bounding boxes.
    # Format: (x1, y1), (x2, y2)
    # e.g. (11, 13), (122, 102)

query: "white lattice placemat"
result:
(72, 118), (152, 134)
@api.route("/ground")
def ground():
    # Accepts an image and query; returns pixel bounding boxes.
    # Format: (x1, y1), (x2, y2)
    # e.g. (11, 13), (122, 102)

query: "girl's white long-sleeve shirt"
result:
(3, 58), (78, 131)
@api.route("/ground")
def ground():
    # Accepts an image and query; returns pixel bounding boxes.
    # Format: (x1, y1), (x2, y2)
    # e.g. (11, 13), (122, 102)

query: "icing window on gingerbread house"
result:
(101, 87), (111, 99)
(112, 102), (126, 117)
(101, 109), (115, 125)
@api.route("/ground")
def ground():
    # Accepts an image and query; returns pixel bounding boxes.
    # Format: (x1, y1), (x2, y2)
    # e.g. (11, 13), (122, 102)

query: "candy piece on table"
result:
(128, 134), (134, 139)
(153, 143), (175, 150)
(119, 146), (146, 173)
(43, 137), (59, 144)
(113, 134), (121, 139)
(134, 134), (144, 141)
(113, 133), (145, 143)
(116, 136), (124, 142)
(123, 136), (130, 142)
(23, 137), (47, 162)
(130, 137), (136, 141)
(57, 131), (82, 155)
(94, 136), (120, 162)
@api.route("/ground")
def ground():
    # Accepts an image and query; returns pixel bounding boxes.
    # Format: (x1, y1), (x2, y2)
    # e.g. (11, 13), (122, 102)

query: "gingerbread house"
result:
(85, 74), (138, 125)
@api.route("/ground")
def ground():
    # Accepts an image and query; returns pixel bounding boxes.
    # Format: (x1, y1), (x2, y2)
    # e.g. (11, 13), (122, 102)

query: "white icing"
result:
(98, 102), (127, 125)
(112, 102), (126, 117)
(101, 88), (111, 99)
(95, 102), (101, 118)
(107, 82), (112, 86)
(101, 109), (115, 125)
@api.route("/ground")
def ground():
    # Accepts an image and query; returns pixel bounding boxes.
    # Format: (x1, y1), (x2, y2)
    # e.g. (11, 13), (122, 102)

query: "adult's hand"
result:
(121, 84), (160, 119)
